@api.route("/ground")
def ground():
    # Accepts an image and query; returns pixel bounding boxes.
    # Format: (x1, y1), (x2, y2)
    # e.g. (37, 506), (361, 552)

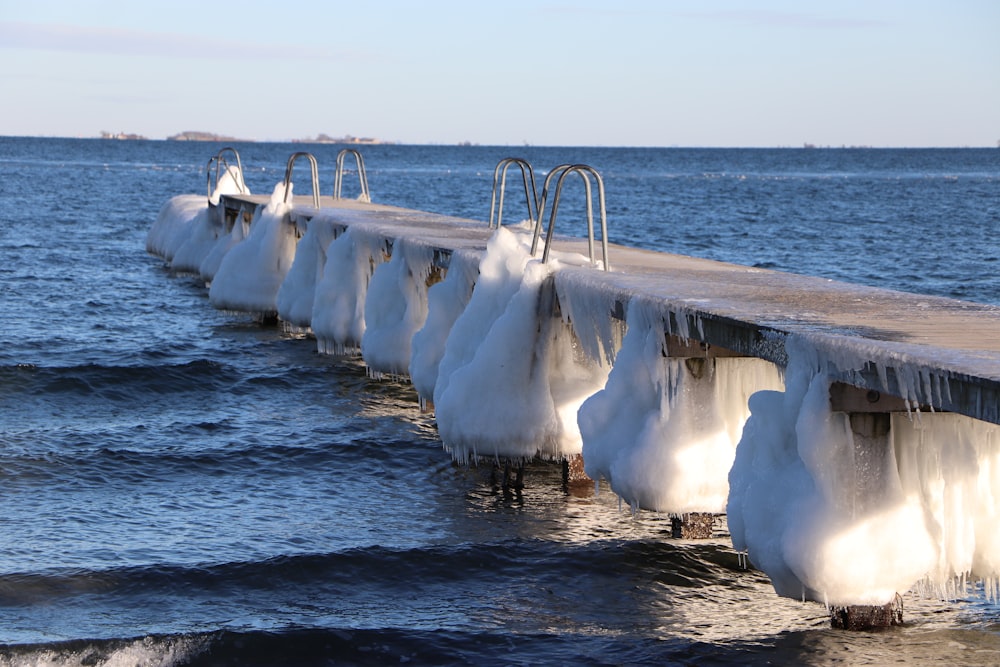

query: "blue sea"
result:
(0, 137), (998, 666)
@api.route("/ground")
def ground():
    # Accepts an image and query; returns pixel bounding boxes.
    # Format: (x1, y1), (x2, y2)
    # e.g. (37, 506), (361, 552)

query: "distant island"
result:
(97, 130), (391, 144)
(167, 130), (245, 142)
(291, 133), (388, 145)
(100, 130), (147, 140)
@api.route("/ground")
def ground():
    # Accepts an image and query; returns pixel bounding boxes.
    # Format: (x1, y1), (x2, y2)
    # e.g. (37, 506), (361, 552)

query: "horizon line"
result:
(1, 133), (997, 150)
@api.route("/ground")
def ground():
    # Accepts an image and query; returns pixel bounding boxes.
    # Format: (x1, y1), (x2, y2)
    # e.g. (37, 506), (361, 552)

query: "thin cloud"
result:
(0, 20), (350, 61)
(678, 9), (888, 30)
(538, 5), (649, 18)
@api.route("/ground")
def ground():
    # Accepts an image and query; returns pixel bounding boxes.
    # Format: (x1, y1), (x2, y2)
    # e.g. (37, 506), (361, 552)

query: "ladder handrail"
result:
(531, 164), (610, 271)
(282, 152), (321, 208)
(488, 157), (539, 229)
(530, 163), (573, 256)
(333, 148), (370, 202)
(205, 155), (219, 199)
(205, 147), (247, 199)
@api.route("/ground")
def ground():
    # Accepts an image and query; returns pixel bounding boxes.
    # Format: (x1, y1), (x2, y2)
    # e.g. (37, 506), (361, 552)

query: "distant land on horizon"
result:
(43, 132), (1000, 149)
(99, 130), (392, 144)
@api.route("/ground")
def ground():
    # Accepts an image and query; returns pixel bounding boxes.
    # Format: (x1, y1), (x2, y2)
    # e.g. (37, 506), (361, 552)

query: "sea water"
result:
(0, 136), (998, 665)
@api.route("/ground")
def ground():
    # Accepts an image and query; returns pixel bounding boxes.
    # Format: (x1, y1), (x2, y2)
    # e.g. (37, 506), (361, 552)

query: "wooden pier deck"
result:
(218, 193), (1000, 426)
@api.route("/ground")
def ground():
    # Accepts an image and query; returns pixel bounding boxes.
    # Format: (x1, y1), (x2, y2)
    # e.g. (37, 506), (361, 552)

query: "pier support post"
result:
(491, 460), (524, 495)
(830, 595), (903, 630)
(561, 455), (595, 498)
(670, 513), (715, 539)
(663, 335), (742, 539)
(562, 454), (591, 486)
(827, 382), (909, 629)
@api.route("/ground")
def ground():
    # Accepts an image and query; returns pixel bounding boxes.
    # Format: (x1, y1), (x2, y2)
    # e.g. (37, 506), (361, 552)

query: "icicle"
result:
(432, 227), (609, 463)
(580, 295), (783, 515)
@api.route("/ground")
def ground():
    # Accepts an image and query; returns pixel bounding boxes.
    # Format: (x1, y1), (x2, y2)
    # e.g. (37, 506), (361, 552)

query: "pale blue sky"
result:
(1, 0), (997, 146)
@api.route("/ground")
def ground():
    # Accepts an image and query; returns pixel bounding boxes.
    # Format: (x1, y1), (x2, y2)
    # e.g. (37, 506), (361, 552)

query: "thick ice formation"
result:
(432, 227), (609, 463)
(409, 251), (479, 407)
(147, 166), (1000, 612)
(145, 166), (248, 262)
(551, 275), (624, 371)
(169, 207), (222, 275)
(727, 336), (1000, 605)
(207, 164), (248, 206)
(311, 224), (387, 354)
(361, 239), (437, 377)
(199, 204), (252, 283)
(145, 195), (207, 261)
(208, 182), (297, 315)
(171, 167), (251, 273)
(276, 217), (342, 329)
(579, 297), (784, 514)
(894, 413), (1000, 594)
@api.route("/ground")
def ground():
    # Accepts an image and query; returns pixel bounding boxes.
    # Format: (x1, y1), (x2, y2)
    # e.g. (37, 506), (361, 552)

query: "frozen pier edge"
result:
(213, 189), (1000, 426)
(149, 151), (1000, 629)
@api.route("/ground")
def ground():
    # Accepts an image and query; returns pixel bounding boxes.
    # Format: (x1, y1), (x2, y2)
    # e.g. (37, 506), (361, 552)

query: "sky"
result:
(0, 0), (997, 147)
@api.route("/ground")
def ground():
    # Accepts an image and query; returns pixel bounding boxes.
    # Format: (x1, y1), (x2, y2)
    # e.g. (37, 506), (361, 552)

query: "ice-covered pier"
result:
(148, 149), (1000, 630)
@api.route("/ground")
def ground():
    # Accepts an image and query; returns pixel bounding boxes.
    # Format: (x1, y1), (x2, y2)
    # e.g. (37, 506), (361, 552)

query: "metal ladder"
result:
(488, 157), (539, 229)
(281, 152), (321, 208)
(205, 146), (248, 199)
(530, 164), (610, 271)
(334, 148), (371, 202)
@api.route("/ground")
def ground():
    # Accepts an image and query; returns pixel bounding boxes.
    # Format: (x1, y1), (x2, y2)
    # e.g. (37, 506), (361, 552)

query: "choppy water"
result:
(0, 137), (998, 665)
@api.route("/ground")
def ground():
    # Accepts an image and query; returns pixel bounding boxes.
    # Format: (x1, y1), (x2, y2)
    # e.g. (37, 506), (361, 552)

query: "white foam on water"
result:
(8, 634), (210, 667)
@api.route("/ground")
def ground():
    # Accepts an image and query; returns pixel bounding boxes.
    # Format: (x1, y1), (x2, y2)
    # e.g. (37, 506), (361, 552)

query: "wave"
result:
(0, 428), (442, 491)
(0, 626), (712, 667)
(0, 540), (752, 664)
(0, 539), (740, 606)
(0, 359), (241, 400)
(7, 621), (1000, 667)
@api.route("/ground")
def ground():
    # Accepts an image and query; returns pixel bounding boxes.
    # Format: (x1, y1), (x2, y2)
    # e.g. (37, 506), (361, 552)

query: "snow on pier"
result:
(148, 155), (1000, 614)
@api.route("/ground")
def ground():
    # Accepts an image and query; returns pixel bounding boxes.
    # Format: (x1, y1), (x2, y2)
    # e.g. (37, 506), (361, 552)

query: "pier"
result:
(213, 188), (1000, 425)
(149, 149), (1000, 630)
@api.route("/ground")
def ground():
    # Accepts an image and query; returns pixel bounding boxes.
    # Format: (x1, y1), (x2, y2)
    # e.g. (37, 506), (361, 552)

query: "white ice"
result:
(727, 335), (1000, 606)
(431, 226), (609, 463)
(146, 195), (207, 261)
(168, 206), (220, 275)
(199, 204), (252, 283)
(361, 239), (437, 377)
(276, 216), (342, 329)
(311, 224), (387, 355)
(171, 166), (251, 273)
(145, 165), (248, 263)
(409, 250), (479, 407)
(579, 296), (783, 514)
(208, 182), (296, 315)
